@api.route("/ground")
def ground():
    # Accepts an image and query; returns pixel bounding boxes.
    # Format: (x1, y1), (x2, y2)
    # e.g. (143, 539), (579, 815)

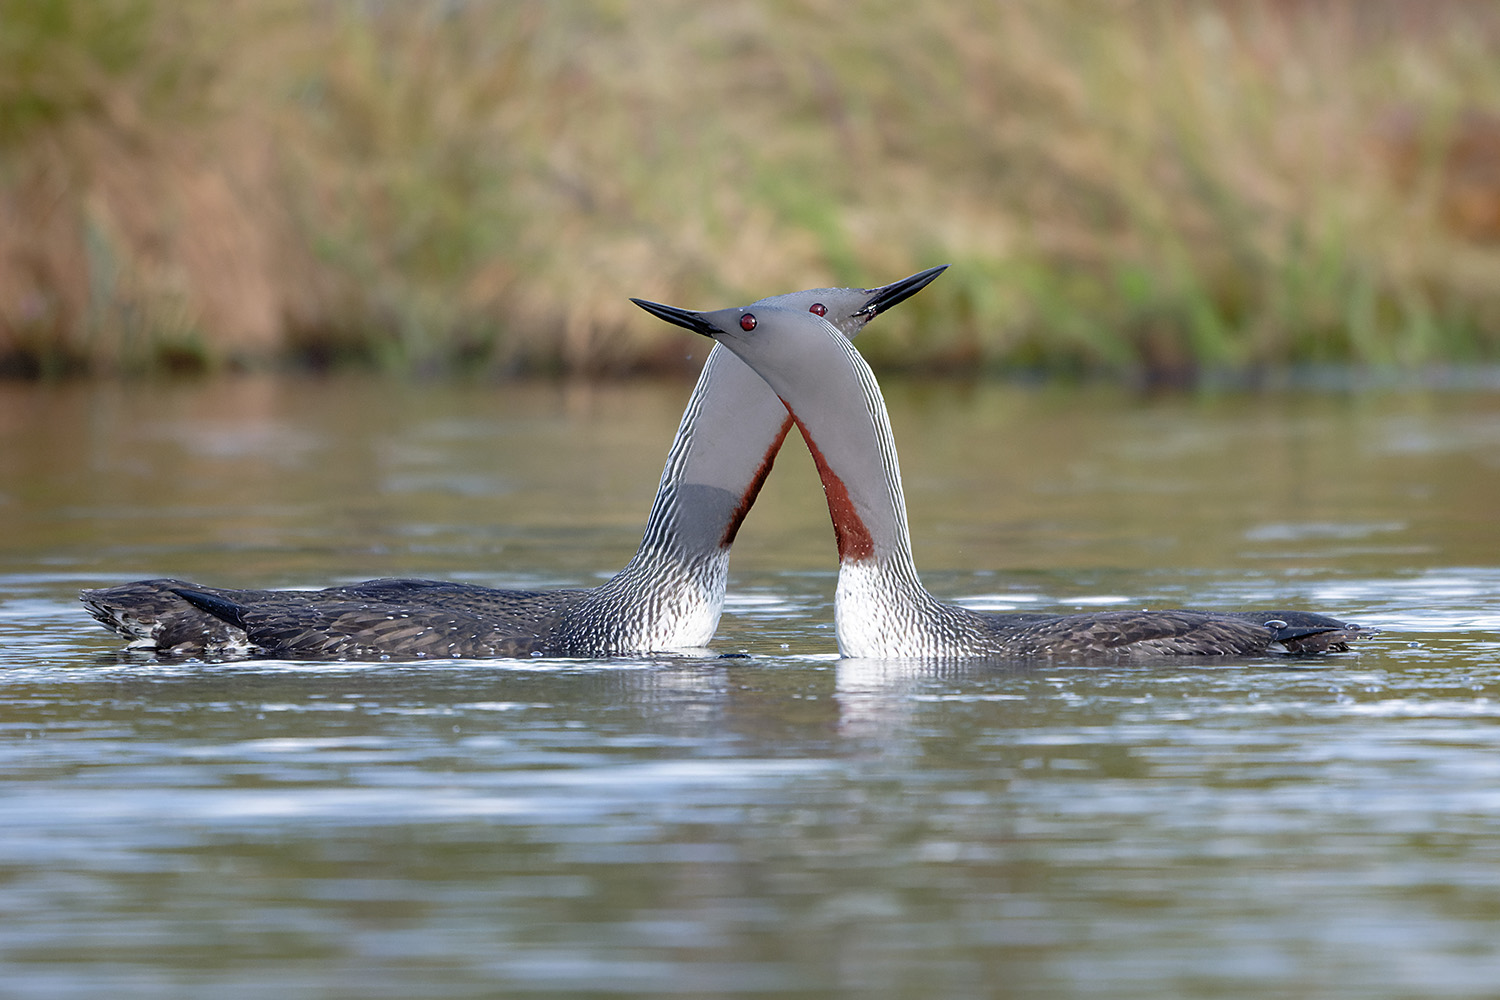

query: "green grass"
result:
(4, 0), (1500, 378)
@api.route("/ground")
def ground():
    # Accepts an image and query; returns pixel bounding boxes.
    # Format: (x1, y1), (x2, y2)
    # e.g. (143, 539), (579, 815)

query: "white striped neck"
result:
(701, 309), (989, 658)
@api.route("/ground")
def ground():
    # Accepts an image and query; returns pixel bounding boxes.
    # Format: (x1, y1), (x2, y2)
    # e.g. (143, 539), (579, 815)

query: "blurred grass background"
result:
(2, 0), (1500, 379)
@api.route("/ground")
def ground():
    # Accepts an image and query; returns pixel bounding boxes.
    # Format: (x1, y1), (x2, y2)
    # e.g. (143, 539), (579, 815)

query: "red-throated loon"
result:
(630, 297), (1377, 659)
(82, 267), (948, 659)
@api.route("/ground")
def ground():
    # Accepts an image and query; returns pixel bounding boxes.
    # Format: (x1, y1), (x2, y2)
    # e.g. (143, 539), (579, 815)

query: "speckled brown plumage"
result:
(81, 578), (587, 659)
(966, 608), (1374, 659)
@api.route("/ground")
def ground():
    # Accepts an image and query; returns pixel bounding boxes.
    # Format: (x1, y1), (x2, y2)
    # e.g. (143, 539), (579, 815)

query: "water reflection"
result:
(5, 375), (1500, 997)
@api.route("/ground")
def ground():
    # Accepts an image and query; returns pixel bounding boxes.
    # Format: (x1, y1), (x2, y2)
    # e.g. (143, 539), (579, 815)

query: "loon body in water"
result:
(630, 298), (1377, 660)
(83, 268), (948, 659)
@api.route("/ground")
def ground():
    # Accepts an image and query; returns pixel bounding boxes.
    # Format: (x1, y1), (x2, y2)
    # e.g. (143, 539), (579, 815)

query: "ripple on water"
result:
(7, 372), (1500, 998)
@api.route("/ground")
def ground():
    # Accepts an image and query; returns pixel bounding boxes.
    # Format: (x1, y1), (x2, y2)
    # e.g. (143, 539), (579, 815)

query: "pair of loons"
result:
(84, 267), (1375, 661)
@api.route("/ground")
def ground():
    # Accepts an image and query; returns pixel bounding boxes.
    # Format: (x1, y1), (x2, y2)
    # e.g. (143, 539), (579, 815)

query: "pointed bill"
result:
(855, 264), (948, 319)
(630, 298), (726, 338)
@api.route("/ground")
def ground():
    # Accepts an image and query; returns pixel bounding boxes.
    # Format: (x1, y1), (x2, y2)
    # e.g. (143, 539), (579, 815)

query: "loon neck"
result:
(771, 332), (970, 654)
(578, 345), (792, 651)
(635, 344), (793, 563)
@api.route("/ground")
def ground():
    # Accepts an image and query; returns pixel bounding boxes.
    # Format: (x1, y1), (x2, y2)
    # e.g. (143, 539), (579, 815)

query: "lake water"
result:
(3, 372), (1499, 999)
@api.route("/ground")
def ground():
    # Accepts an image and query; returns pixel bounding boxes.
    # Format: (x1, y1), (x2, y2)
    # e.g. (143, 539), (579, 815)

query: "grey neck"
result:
(750, 324), (922, 569)
(720, 321), (987, 656)
(634, 344), (793, 561)
(561, 344), (792, 652)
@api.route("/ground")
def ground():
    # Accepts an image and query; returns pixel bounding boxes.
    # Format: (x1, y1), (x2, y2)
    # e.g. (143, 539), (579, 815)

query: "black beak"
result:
(630, 298), (722, 338)
(856, 264), (948, 319)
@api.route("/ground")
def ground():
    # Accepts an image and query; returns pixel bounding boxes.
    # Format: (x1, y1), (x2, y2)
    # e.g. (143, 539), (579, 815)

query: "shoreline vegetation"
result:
(3, 1), (1500, 380)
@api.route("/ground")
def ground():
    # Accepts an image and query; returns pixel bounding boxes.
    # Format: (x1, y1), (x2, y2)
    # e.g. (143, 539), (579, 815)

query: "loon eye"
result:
(740, 313), (757, 331)
(809, 302), (827, 317)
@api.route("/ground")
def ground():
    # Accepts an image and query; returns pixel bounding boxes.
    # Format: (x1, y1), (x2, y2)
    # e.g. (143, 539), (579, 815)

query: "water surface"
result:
(2, 374), (1499, 998)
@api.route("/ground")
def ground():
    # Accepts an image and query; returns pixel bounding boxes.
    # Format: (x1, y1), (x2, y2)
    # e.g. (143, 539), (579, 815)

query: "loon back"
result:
(81, 578), (588, 659)
(964, 608), (1374, 659)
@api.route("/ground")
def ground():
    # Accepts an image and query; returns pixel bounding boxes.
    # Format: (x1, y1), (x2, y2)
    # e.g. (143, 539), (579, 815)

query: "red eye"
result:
(809, 303), (827, 316)
(740, 313), (757, 331)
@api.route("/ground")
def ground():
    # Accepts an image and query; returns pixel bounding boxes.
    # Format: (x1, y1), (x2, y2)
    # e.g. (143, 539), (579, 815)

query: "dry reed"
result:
(3, 0), (1499, 377)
